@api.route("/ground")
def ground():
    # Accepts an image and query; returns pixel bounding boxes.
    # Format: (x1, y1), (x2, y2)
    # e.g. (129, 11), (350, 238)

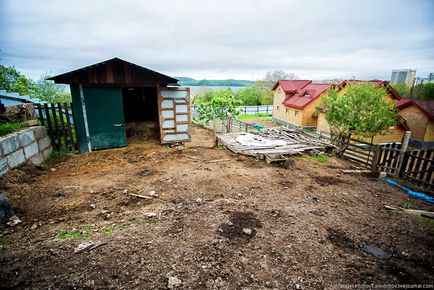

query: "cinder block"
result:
(7, 149), (25, 168)
(0, 157), (8, 175)
(30, 153), (44, 165)
(42, 146), (53, 160)
(38, 136), (51, 151)
(18, 129), (35, 147)
(24, 142), (39, 159)
(33, 126), (48, 140)
(0, 134), (20, 155)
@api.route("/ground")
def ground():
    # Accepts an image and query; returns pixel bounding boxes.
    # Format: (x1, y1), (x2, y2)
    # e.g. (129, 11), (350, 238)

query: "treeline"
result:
(177, 77), (254, 87)
(0, 65), (71, 103)
(392, 82), (434, 100)
(192, 85), (273, 106)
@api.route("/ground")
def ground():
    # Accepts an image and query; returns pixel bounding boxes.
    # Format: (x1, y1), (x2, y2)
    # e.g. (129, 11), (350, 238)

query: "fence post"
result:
(395, 131), (411, 177)
(371, 144), (381, 171)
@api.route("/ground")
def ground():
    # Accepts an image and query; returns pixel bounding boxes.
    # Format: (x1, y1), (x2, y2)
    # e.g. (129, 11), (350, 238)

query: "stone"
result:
(90, 204), (96, 209)
(38, 136), (51, 151)
(30, 153), (44, 165)
(361, 245), (392, 260)
(1, 134), (20, 155)
(17, 129), (35, 147)
(144, 212), (157, 218)
(7, 215), (21, 226)
(195, 197), (203, 204)
(149, 190), (156, 196)
(24, 142), (39, 159)
(33, 126), (47, 140)
(42, 146), (53, 159)
(242, 228), (252, 235)
(7, 149), (25, 168)
(167, 276), (182, 289)
(0, 157), (8, 175)
(0, 194), (14, 224)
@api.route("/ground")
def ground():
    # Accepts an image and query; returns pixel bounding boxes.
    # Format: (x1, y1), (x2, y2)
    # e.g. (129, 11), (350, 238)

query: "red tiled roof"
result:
(396, 99), (434, 119)
(335, 80), (401, 100)
(272, 80), (332, 109)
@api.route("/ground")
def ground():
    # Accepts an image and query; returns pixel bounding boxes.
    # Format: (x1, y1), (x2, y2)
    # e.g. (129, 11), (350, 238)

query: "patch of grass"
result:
(310, 154), (330, 163)
(0, 122), (27, 137)
(56, 227), (93, 240)
(416, 215), (434, 233)
(237, 113), (272, 121)
(44, 151), (75, 163)
(403, 203), (412, 209)
(100, 226), (113, 235)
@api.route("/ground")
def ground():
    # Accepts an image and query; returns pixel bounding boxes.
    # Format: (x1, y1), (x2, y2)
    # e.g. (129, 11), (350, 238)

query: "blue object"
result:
(384, 179), (434, 204)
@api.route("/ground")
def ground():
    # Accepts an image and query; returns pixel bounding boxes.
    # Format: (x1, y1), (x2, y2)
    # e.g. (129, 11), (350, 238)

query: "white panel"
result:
(161, 90), (187, 99)
(162, 110), (174, 118)
(176, 104), (188, 113)
(162, 100), (174, 108)
(175, 99), (186, 104)
(162, 120), (175, 128)
(176, 124), (189, 132)
(163, 133), (189, 141)
(164, 129), (176, 133)
(176, 114), (188, 122)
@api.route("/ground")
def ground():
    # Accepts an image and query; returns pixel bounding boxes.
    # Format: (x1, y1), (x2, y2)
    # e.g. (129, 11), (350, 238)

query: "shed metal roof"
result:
(48, 57), (178, 86)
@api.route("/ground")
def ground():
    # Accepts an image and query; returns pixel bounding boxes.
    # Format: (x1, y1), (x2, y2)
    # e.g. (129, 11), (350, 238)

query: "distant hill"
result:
(176, 77), (253, 87)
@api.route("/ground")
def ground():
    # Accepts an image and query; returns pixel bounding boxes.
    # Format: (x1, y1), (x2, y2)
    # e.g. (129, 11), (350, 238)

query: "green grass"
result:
(56, 229), (93, 240)
(100, 226), (113, 234)
(310, 154), (330, 163)
(0, 122), (27, 137)
(237, 113), (272, 121)
(416, 215), (434, 233)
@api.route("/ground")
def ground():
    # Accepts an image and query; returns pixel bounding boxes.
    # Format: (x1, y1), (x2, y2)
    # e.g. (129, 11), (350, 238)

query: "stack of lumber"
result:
(216, 127), (333, 158)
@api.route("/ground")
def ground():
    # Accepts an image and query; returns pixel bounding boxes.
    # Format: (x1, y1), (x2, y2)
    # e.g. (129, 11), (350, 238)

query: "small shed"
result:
(49, 58), (191, 152)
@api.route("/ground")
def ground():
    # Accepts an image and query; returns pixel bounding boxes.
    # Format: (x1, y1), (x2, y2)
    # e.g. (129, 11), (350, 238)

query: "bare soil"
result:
(0, 126), (433, 289)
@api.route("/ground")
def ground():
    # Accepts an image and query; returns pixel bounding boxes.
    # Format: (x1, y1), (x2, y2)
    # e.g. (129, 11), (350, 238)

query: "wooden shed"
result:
(49, 58), (191, 152)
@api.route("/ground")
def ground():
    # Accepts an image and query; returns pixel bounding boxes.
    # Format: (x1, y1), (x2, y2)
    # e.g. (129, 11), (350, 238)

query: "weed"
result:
(403, 203), (412, 209)
(45, 151), (75, 163)
(415, 215), (434, 233)
(56, 227), (93, 240)
(310, 155), (330, 163)
(101, 226), (113, 234)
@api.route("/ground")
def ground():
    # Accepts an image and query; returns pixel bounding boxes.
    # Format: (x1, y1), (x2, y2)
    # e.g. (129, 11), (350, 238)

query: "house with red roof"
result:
(396, 99), (434, 147)
(272, 79), (411, 143)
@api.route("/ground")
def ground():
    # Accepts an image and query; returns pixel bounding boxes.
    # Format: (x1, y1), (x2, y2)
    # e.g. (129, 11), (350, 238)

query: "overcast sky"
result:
(1, 0), (433, 81)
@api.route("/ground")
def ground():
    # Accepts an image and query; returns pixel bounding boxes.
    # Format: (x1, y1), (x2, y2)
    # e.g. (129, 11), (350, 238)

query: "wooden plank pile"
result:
(216, 126), (334, 160)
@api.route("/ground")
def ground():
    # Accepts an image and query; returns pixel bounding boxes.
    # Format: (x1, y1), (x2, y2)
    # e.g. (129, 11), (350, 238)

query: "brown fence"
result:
(400, 149), (434, 188)
(34, 103), (79, 153)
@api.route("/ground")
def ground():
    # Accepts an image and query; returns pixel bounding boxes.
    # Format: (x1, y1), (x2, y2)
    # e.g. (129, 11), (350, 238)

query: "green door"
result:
(84, 87), (127, 150)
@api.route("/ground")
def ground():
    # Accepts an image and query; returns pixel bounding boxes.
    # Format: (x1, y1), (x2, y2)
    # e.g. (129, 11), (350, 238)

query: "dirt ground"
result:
(1, 126), (433, 289)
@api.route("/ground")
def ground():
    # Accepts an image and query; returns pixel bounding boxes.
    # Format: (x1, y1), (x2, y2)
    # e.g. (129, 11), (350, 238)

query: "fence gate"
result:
(374, 142), (402, 174)
(34, 103), (79, 153)
(401, 149), (434, 189)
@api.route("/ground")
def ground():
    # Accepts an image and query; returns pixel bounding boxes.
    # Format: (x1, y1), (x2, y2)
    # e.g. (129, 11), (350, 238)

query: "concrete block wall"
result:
(0, 126), (52, 176)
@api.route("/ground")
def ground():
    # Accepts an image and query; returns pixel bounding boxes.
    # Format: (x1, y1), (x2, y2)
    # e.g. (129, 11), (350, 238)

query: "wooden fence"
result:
(34, 103), (79, 153)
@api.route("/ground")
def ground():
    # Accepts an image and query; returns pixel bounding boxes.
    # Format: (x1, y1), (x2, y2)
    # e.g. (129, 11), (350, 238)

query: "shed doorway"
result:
(122, 87), (160, 143)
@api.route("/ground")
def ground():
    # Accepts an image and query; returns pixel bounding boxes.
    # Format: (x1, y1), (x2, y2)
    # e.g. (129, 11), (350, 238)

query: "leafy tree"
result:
(391, 83), (410, 98)
(34, 74), (71, 103)
(322, 82), (398, 156)
(412, 83), (434, 100)
(263, 69), (298, 88)
(260, 90), (273, 105)
(196, 89), (241, 132)
(238, 85), (262, 105)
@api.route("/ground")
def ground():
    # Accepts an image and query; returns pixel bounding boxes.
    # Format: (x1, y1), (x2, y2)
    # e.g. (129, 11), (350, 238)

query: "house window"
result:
(286, 108), (289, 114)
(295, 110), (299, 117)
(276, 106), (279, 111)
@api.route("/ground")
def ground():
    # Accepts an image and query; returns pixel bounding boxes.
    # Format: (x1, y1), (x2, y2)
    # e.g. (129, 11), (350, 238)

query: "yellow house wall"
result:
(302, 97), (322, 127)
(398, 105), (428, 141)
(272, 85), (303, 125)
(316, 112), (331, 133)
(424, 120), (434, 141)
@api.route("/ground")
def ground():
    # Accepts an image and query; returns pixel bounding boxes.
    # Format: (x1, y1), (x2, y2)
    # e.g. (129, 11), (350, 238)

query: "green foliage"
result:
(34, 74), (71, 103)
(101, 226), (113, 234)
(322, 82), (398, 156)
(403, 203), (412, 209)
(260, 89), (273, 105)
(412, 83), (434, 100)
(0, 122), (27, 137)
(392, 83), (410, 98)
(196, 89), (241, 131)
(238, 85), (262, 105)
(0, 65), (71, 103)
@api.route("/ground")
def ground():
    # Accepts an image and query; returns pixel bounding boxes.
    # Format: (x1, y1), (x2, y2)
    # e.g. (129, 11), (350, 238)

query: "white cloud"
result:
(0, 0), (433, 81)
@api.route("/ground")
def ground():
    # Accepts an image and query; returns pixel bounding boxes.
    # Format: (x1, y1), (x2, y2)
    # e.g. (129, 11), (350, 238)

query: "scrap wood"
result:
(128, 193), (152, 200)
(74, 242), (107, 254)
(341, 169), (371, 173)
(384, 205), (434, 219)
(207, 158), (230, 163)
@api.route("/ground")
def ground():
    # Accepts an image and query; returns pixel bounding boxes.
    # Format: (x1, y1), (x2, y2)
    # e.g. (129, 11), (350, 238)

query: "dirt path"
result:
(1, 127), (433, 289)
